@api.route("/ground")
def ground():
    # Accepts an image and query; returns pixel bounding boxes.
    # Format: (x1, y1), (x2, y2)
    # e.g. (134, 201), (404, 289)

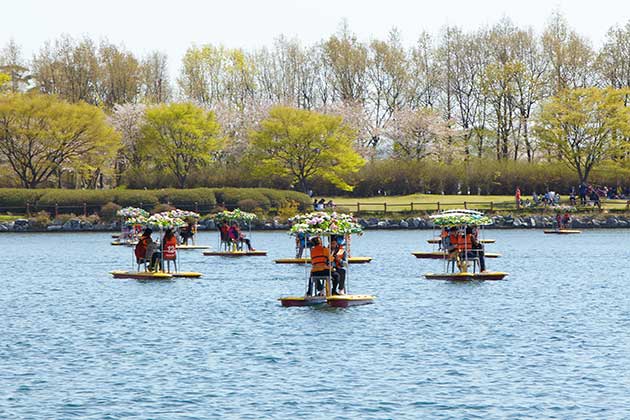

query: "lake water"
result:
(1, 230), (629, 419)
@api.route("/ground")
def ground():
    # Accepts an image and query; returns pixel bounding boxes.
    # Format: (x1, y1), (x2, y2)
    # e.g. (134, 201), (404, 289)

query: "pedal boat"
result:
(279, 295), (328, 307)
(274, 256), (372, 264)
(110, 271), (173, 280)
(427, 238), (495, 244)
(203, 250), (267, 257)
(543, 229), (581, 234)
(412, 251), (500, 259)
(177, 244), (211, 250)
(326, 294), (376, 307)
(424, 271), (508, 281)
(169, 271), (203, 278)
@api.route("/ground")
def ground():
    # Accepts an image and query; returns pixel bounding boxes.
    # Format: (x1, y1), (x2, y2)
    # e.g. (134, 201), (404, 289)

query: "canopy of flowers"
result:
(289, 211), (363, 236)
(145, 212), (187, 229)
(430, 211), (493, 227)
(167, 209), (201, 220)
(117, 207), (149, 219)
(213, 209), (257, 223)
(123, 215), (148, 226)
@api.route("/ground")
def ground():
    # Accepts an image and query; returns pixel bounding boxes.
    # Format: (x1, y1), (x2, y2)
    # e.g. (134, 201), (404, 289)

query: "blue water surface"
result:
(1, 230), (629, 419)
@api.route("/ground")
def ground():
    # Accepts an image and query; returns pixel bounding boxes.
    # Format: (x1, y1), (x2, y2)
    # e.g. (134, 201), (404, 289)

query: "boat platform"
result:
(203, 250), (268, 257)
(424, 271), (508, 281)
(274, 256), (372, 264)
(412, 251), (501, 259)
(279, 294), (375, 307)
(543, 229), (581, 234)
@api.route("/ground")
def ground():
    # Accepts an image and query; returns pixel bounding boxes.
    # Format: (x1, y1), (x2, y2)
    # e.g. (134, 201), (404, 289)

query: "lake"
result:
(1, 230), (629, 419)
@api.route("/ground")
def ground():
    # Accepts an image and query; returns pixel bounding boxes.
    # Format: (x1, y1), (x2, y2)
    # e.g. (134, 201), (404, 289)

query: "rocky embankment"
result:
(2, 214), (630, 232)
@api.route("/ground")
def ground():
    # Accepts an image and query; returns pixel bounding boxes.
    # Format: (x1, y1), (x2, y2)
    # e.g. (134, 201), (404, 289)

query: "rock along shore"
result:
(1, 214), (629, 232)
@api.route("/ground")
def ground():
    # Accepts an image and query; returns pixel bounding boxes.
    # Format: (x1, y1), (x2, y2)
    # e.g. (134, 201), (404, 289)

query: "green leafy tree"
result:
(535, 87), (630, 184)
(0, 72), (9, 89)
(140, 103), (221, 188)
(250, 106), (365, 192)
(0, 93), (120, 188)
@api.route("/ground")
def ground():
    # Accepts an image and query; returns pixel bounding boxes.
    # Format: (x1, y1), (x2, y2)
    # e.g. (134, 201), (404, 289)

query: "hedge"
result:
(0, 189), (45, 207)
(0, 188), (310, 214)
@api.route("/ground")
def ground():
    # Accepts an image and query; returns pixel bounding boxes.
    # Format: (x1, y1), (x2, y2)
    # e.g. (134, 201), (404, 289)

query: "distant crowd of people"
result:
(312, 198), (335, 211)
(514, 183), (626, 210)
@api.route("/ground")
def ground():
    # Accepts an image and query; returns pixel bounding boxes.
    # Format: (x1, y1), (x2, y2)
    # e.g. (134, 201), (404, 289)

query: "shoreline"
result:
(2, 214), (629, 232)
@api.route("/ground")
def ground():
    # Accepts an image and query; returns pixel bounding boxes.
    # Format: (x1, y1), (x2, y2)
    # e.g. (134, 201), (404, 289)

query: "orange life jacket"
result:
(448, 233), (459, 248)
(310, 245), (331, 272)
(135, 236), (149, 260)
(163, 236), (177, 260)
(457, 233), (474, 251)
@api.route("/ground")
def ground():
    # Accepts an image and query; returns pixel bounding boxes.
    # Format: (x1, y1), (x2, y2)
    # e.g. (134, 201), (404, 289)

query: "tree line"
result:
(3, 12), (630, 193)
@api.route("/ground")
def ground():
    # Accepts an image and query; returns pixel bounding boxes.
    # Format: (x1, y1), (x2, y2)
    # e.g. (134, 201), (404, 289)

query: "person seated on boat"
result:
(439, 228), (449, 250)
(228, 222), (255, 251)
(556, 212), (563, 229)
(446, 227), (459, 255)
(134, 228), (153, 269)
(218, 220), (230, 250)
(562, 212), (571, 228)
(295, 232), (308, 258)
(162, 228), (178, 273)
(458, 226), (486, 272)
(331, 237), (346, 295)
(180, 222), (195, 245)
(307, 237), (338, 296)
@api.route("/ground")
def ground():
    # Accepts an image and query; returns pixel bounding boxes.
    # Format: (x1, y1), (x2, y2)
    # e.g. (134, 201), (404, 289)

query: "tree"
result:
(139, 103), (221, 188)
(32, 35), (100, 104)
(385, 108), (455, 161)
(139, 51), (171, 103)
(0, 93), (119, 188)
(0, 39), (31, 93)
(109, 103), (147, 184)
(542, 11), (594, 93)
(322, 22), (368, 103)
(535, 87), (630, 184)
(249, 106), (364, 192)
(0, 72), (9, 89)
(98, 41), (141, 107)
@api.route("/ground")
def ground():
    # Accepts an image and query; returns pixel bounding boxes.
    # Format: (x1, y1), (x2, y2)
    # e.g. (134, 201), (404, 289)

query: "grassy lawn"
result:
(0, 214), (23, 222)
(323, 194), (628, 213)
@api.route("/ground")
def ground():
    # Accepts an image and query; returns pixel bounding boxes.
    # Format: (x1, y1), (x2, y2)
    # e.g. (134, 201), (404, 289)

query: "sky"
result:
(3, 0), (630, 78)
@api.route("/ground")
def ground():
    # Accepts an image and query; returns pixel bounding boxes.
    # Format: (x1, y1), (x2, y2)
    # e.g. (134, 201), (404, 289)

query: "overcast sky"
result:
(3, 0), (630, 76)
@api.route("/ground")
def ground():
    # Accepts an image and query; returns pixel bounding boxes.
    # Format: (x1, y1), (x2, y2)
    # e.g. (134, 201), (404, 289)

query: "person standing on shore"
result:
(515, 187), (521, 209)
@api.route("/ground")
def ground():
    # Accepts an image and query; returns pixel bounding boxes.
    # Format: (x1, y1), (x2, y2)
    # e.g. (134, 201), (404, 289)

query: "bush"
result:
(237, 198), (262, 212)
(0, 187), (311, 216)
(276, 200), (300, 221)
(157, 188), (216, 208)
(28, 210), (51, 229)
(112, 190), (159, 208)
(0, 188), (45, 209)
(215, 188), (271, 210)
(152, 203), (175, 213)
(54, 213), (77, 224)
(38, 190), (116, 207)
(100, 202), (121, 222)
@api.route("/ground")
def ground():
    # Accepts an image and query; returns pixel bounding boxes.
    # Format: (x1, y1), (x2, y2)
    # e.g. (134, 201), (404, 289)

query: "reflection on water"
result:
(1, 230), (629, 418)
